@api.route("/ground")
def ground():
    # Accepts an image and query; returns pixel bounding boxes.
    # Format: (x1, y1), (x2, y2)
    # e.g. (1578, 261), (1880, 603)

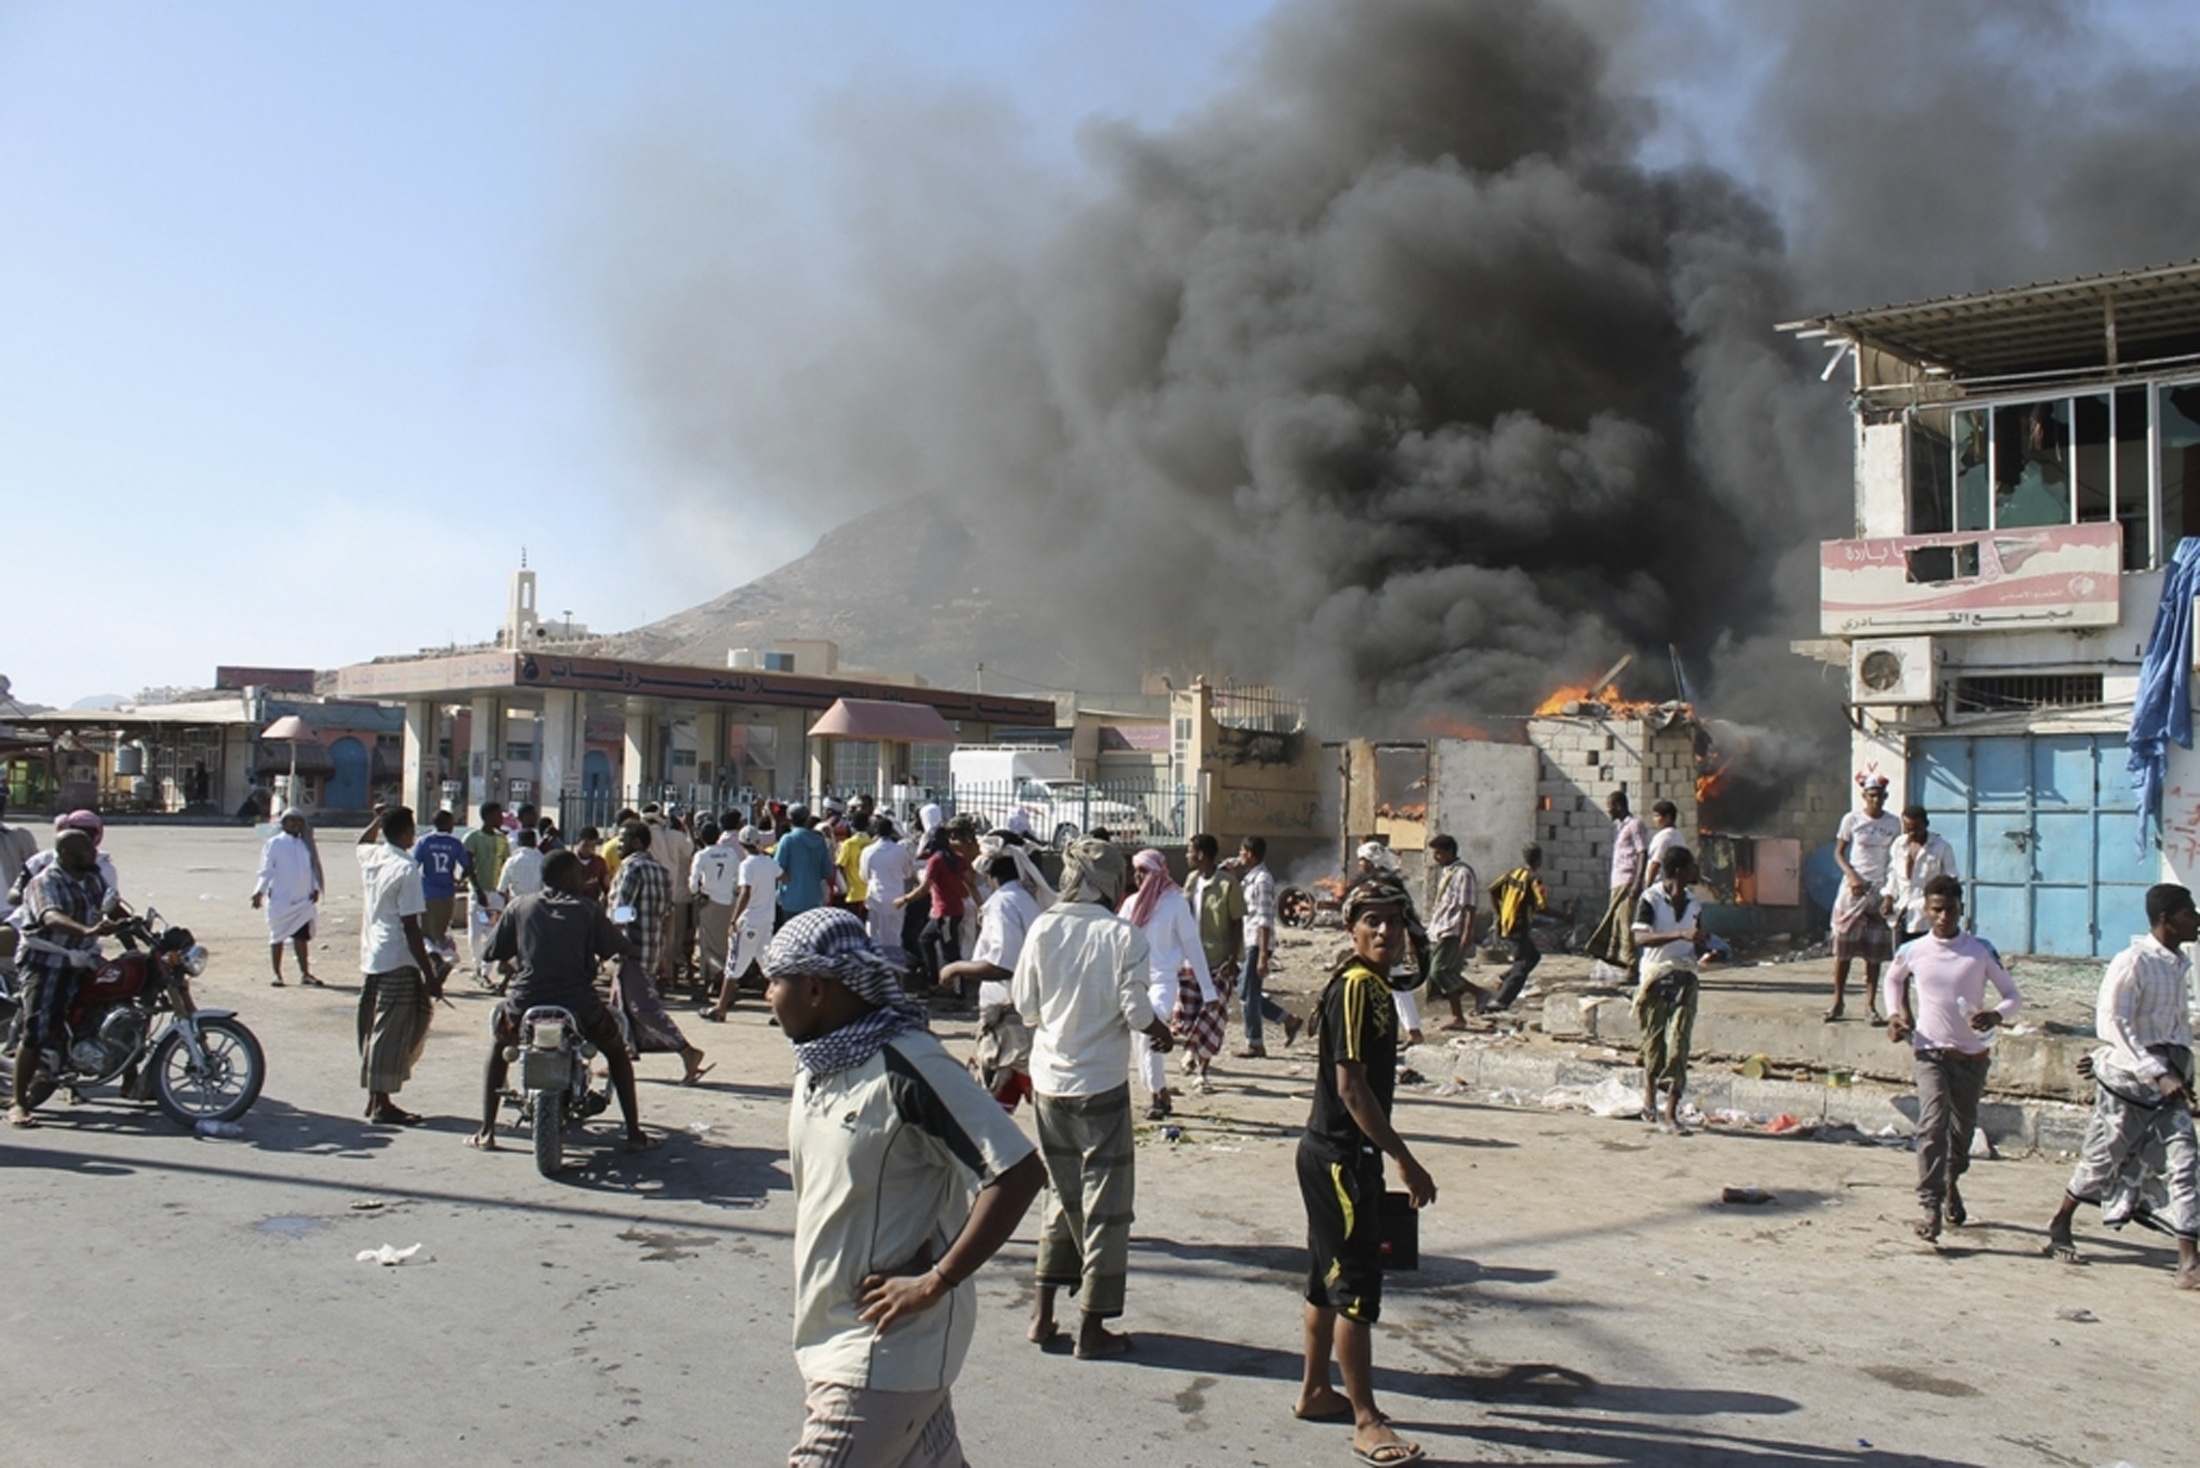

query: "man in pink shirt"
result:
(1883, 875), (2021, 1243)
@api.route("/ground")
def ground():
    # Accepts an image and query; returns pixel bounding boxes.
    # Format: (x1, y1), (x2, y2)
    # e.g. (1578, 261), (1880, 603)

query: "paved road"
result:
(2, 827), (2189, 1466)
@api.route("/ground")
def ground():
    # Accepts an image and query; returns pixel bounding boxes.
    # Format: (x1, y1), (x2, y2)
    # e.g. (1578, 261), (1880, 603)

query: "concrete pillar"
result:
(401, 699), (435, 818)
(622, 700), (656, 809)
(539, 691), (581, 827)
(691, 706), (722, 806)
(468, 694), (502, 825)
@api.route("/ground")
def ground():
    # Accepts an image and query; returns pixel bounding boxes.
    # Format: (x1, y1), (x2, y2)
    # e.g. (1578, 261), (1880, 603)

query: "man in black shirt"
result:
(471, 850), (657, 1152)
(1293, 875), (1436, 1465)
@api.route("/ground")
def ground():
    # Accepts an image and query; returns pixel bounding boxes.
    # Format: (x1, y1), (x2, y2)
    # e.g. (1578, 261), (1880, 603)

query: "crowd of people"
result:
(1, 782), (2195, 1464)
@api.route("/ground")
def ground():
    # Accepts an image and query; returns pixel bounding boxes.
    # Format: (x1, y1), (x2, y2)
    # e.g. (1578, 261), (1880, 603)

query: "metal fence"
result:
(940, 777), (1196, 849)
(1210, 682), (1306, 733)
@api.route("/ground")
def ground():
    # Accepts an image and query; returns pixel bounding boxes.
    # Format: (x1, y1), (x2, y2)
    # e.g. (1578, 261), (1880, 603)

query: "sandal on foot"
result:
(1353, 1443), (1424, 1466)
(681, 1064), (716, 1086)
(299, 972), (325, 987)
(369, 1107), (425, 1126)
(269, 977), (285, 988)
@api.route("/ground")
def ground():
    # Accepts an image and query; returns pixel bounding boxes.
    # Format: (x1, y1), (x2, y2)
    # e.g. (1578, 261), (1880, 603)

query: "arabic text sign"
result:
(1819, 523), (2121, 635)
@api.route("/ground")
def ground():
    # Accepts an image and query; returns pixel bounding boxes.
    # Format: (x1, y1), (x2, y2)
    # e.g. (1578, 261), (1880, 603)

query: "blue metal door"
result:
(326, 737), (370, 809)
(1910, 734), (2151, 957)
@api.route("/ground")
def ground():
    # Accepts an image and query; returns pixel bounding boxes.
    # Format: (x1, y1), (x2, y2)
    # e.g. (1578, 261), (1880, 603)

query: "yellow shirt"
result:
(836, 833), (875, 904)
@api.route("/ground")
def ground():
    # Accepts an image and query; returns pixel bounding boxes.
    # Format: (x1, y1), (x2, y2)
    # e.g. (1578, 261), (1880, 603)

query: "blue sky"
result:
(8, 0), (2198, 711)
(0, 0), (1271, 706)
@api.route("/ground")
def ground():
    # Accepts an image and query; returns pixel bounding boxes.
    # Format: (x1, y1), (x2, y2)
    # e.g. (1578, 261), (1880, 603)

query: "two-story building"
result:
(1786, 257), (2200, 956)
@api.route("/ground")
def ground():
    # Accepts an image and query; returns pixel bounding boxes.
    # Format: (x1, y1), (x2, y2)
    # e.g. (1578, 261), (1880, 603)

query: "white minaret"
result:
(505, 549), (541, 647)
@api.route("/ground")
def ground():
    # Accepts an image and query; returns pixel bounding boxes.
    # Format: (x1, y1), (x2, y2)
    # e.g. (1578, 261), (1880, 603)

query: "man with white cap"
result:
(765, 907), (1044, 1467)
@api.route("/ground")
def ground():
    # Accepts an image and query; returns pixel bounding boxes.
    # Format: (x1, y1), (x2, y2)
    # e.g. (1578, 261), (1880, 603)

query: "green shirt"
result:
(1185, 868), (1247, 970)
(463, 826), (509, 893)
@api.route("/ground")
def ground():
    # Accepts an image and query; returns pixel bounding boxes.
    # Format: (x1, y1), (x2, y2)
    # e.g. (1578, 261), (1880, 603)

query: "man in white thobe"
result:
(253, 809), (325, 987)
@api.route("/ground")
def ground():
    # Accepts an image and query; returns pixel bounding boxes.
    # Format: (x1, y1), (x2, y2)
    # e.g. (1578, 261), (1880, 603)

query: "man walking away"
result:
(644, 807), (697, 992)
(472, 849), (656, 1153)
(0, 790), (42, 978)
(412, 810), (472, 958)
(610, 822), (710, 1085)
(2043, 883), (2200, 1287)
(1233, 836), (1300, 1057)
(689, 822), (741, 1006)
(1013, 838), (1172, 1359)
(1423, 834), (1484, 1029)
(1882, 875), (2020, 1242)
(464, 801), (511, 985)
(776, 805), (834, 921)
(1631, 847), (1707, 1135)
(253, 808), (325, 987)
(1290, 875), (1435, 1467)
(1484, 845), (1548, 1014)
(356, 806), (444, 1126)
(765, 908), (1044, 1468)
(1582, 792), (1647, 981)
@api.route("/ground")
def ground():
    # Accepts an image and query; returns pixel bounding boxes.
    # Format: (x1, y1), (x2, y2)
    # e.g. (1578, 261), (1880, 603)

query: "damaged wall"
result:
(1526, 715), (1700, 916)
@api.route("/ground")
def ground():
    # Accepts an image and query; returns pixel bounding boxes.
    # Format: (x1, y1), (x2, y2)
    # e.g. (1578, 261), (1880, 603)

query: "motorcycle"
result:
(0, 901), (266, 1127)
(504, 1004), (608, 1175)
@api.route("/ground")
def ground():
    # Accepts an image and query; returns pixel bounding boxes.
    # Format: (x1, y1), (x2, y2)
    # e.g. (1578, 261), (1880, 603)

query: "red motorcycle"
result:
(1, 902), (265, 1127)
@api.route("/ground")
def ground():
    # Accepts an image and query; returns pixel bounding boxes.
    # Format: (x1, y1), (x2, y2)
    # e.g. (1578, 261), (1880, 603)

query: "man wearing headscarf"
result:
(765, 908), (1043, 1468)
(1012, 837), (1173, 1358)
(1120, 848), (1218, 1117)
(1291, 875), (1435, 1467)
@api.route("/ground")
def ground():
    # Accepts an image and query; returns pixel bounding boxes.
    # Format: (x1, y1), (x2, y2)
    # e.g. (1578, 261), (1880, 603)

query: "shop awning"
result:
(807, 698), (958, 744)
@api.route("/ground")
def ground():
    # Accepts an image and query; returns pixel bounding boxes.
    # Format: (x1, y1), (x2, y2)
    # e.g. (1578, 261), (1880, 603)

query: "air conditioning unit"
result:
(1850, 636), (1936, 706)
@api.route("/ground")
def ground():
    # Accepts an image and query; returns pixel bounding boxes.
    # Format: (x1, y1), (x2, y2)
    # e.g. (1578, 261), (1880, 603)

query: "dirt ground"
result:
(2, 825), (2191, 1467)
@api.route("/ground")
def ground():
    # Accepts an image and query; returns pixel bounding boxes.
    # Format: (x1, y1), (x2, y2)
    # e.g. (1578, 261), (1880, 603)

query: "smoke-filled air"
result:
(591, 0), (2200, 749)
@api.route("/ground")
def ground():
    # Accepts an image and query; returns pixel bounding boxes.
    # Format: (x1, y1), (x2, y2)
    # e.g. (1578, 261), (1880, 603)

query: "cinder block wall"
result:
(1525, 717), (1701, 918)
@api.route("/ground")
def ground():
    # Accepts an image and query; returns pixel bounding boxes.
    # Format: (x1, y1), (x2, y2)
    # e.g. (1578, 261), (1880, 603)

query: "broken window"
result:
(1907, 407), (1955, 535)
(1905, 542), (1981, 584)
(2159, 382), (2200, 561)
(1911, 388), (2160, 569)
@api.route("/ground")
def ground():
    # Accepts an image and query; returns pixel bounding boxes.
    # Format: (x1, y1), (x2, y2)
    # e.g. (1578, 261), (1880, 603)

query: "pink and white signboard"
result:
(1820, 523), (2122, 635)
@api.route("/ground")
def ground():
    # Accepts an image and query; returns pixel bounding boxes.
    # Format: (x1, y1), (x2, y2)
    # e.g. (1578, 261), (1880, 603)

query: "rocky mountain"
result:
(596, 500), (1080, 692)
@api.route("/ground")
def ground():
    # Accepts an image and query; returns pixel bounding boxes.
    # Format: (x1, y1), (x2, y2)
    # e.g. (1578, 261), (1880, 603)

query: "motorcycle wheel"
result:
(151, 1017), (266, 1125)
(532, 1093), (562, 1176)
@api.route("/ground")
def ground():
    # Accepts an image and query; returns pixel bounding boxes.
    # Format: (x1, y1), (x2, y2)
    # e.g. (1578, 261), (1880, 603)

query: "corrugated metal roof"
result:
(1781, 257), (2200, 379)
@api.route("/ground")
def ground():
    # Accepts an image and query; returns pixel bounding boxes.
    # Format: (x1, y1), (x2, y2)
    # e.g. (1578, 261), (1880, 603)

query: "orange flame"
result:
(1413, 711), (1500, 742)
(1695, 762), (1732, 805)
(1532, 678), (1662, 718)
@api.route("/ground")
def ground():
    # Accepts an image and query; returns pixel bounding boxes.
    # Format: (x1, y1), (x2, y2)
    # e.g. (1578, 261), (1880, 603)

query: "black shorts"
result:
(1298, 1139), (1384, 1323)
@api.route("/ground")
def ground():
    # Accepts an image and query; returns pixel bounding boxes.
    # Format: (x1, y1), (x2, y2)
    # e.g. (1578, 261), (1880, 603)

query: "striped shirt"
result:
(613, 851), (671, 974)
(2096, 933), (2194, 1082)
(1426, 860), (1476, 941)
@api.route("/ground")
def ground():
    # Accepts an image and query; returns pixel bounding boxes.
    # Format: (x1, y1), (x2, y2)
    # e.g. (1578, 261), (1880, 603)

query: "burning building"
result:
(1786, 257), (2200, 957)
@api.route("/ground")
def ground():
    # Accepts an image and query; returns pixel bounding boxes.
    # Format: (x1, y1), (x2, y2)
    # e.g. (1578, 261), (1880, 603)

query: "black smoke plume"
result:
(593, 0), (2200, 756)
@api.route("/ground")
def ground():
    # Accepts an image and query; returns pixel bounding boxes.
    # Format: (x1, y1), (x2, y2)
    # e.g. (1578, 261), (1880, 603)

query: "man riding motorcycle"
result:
(9, 829), (117, 1127)
(469, 849), (658, 1153)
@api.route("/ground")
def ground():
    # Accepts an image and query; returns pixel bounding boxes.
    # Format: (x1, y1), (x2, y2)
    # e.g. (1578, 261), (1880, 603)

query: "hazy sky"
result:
(7, 0), (2198, 712)
(0, 0), (1270, 706)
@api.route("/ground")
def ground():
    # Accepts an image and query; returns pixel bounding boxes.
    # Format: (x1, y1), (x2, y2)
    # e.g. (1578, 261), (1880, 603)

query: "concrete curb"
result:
(1405, 1035), (2099, 1157)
